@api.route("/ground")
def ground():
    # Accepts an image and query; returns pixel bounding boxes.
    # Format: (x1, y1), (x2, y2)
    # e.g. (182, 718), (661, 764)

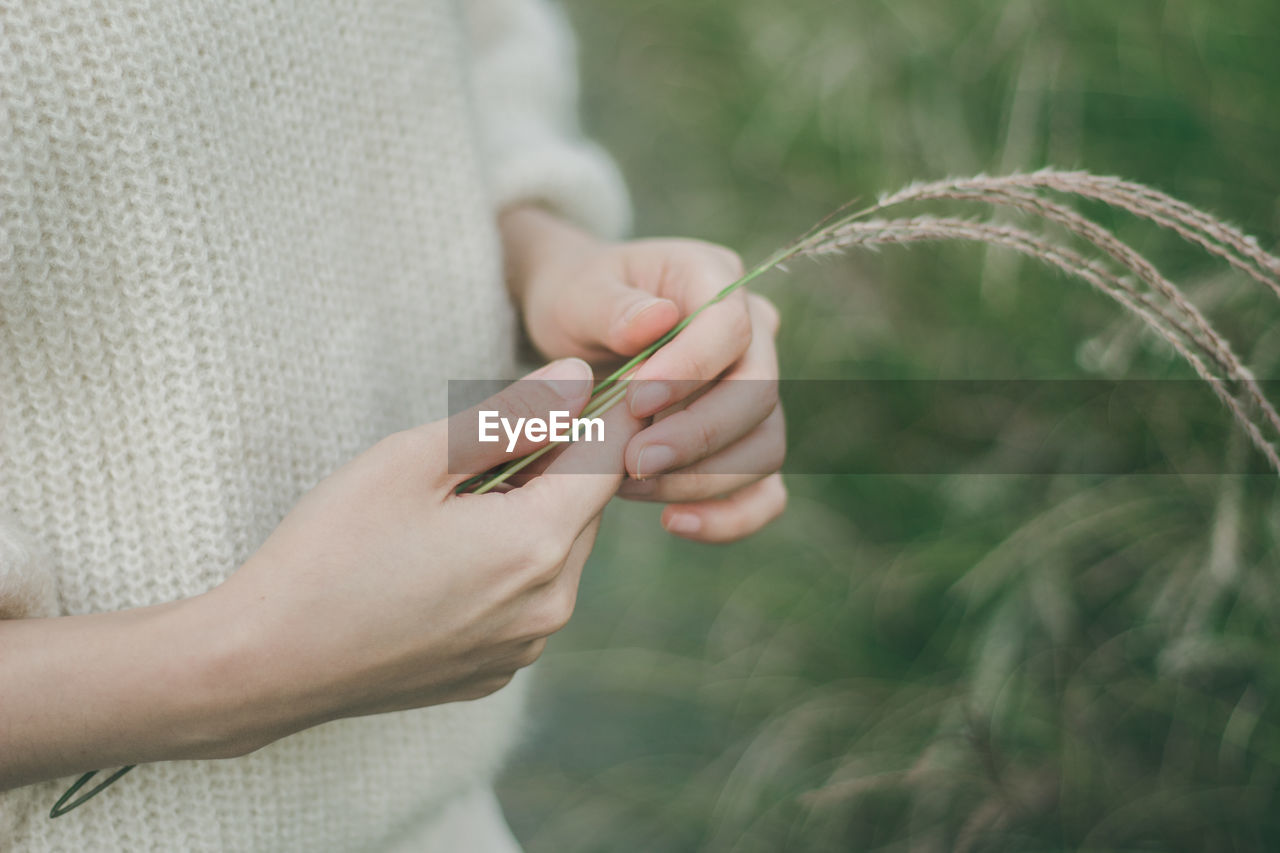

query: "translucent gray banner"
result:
(448, 379), (1276, 477)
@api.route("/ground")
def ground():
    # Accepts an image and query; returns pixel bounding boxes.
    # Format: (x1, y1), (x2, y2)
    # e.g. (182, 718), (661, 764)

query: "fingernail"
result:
(630, 382), (671, 416)
(636, 444), (677, 479)
(620, 297), (667, 328)
(665, 512), (702, 535)
(534, 358), (592, 399)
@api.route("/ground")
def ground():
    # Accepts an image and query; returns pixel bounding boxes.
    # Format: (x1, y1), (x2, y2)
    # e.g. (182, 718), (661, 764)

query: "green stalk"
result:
(470, 380), (630, 494)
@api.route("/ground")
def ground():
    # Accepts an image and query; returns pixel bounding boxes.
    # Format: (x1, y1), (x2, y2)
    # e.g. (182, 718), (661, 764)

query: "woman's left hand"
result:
(501, 206), (786, 543)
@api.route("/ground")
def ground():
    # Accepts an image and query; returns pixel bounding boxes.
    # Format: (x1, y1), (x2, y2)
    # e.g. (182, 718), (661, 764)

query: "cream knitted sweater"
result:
(0, 0), (628, 849)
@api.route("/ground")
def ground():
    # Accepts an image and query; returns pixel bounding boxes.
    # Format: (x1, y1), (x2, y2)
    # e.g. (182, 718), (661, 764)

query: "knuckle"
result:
(712, 245), (745, 279)
(694, 416), (718, 459)
(766, 475), (789, 519)
(755, 429), (787, 479)
(518, 526), (573, 582)
(727, 300), (753, 343)
(750, 293), (781, 336)
(539, 585), (579, 635)
(666, 348), (712, 386)
(515, 638), (548, 668)
(487, 673), (516, 694)
(764, 405), (787, 465)
(755, 379), (780, 413)
(765, 435), (787, 476)
(546, 596), (578, 635)
(463, 673), (514, 701)
(683, 351), (714, 383)
(523, 594), (574, 638)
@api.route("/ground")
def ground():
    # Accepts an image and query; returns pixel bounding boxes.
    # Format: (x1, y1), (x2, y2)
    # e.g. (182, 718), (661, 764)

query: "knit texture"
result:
(0, 0), (628, 848)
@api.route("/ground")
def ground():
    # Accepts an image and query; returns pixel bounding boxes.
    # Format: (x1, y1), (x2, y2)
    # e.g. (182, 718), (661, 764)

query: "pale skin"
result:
(504, 205), (787, 539)
(0, 206), (785, 792)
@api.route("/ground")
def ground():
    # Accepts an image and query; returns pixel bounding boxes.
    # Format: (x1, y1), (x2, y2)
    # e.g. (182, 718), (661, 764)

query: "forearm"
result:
(0, 588), (289, 792)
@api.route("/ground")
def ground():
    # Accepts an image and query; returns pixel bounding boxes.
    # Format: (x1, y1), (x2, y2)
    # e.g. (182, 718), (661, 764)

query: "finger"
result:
(507, 515), (602, 642)
(556, 274), (681, 358)
(555, 513), (602, 597)
(627, 293), (751, 417)
(444, 358), (594, 485)
(627, 253), (752, 418)
(659, 472), (788, 543)
(746, 292), (781, 338)
(625, 298), (780, 479)
(619, 405), (785, 503)
(508, 395), (644, 537)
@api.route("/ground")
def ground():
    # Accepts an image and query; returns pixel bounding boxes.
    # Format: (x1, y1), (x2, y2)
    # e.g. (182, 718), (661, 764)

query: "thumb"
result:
(508, 392), (645, 537)
(444, 358), (594, 484)
(558, 276), (680, 357)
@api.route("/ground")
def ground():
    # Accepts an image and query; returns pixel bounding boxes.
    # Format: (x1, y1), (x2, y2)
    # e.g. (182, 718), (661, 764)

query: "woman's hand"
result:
(204, 357), (640, 752)
(0, 358), (638, 790)
(501, 206), (786, 543)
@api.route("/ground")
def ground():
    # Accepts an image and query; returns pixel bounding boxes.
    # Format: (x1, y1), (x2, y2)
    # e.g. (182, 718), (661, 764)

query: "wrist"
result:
(135, 590), (279, 759)
(498, 204), (603, 308)
(178, 579), (329, 758)
(0, 588), (303, 790)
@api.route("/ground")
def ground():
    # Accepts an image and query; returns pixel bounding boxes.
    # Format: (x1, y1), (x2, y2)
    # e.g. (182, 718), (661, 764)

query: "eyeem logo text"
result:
(478, 411), (605, 453)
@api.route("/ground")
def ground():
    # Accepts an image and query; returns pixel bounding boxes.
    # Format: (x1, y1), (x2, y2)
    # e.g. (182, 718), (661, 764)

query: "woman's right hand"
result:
(205, 356), (639, 753)
(0, 357), (637, 791)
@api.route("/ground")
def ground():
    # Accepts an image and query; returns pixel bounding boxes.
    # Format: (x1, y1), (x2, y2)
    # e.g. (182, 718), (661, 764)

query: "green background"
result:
(497, 2), (1280, 850)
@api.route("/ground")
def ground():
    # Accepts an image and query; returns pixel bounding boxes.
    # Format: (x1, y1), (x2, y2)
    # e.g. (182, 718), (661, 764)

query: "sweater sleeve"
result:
(0, 514), (59, 620)
(462, 0), (631, 239)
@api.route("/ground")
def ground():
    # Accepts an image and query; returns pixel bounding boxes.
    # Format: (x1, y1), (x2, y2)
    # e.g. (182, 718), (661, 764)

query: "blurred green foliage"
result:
(497, 1), (1280, 850)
